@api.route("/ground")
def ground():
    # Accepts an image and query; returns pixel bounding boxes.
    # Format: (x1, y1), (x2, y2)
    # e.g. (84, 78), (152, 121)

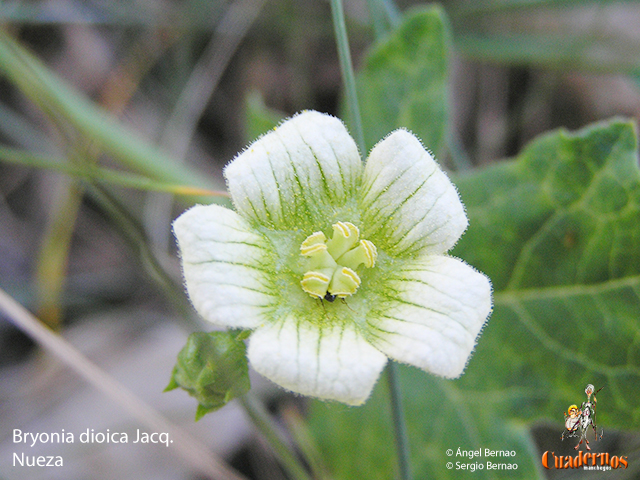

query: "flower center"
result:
(299, 221), (377, 300)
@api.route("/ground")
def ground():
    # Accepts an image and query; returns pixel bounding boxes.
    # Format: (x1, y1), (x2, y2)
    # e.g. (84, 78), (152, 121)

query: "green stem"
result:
(388, 362), (412, 480)
(0, 146), (229, 198)
(239, 395), (313, 480)
(330, 0), (366, 156)
(86, 184), (201, 330)
(0, 30), (216, 193)
(330, 4), (413, 478)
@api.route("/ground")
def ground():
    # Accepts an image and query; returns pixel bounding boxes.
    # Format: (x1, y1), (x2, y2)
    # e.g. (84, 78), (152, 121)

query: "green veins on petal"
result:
(173, 110), (493, 406)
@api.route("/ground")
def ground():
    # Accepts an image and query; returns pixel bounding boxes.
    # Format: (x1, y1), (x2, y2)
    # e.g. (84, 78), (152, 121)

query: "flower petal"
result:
(360, 129), (467, 257)
(367, 256), (492, 378)
(248, 317), (388, 405)
(224, 110), (362, 230)
(173, 204), (276, 329)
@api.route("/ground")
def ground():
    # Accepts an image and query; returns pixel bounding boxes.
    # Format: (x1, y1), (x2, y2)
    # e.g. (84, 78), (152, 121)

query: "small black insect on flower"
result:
(324, 292), (337, 302)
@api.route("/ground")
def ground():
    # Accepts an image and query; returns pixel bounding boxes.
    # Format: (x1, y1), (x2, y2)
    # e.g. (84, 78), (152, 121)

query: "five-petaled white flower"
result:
(173, 111), (492, 406)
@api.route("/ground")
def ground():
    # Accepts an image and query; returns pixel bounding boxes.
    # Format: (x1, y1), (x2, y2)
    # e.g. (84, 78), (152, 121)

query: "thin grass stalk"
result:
(0, 146), (228, 197)
(0, 30), (215, 193)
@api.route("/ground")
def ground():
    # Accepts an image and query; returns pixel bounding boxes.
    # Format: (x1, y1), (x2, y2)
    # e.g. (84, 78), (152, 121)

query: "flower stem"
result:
(330, 0), (366, 156)
(239, 394), (313, 480)
(388, 362), (413, 480)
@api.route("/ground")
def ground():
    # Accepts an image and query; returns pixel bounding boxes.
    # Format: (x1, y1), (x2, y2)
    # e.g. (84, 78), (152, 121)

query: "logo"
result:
(562, 383), (603, 450)
(542, 383), (629, 471)
(541, 451), (627, 470)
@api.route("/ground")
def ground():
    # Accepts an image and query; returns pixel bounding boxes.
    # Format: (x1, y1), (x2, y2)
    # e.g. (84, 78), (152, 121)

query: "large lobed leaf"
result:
(308, 118), (640, 479)
(454, 119), (640, 425)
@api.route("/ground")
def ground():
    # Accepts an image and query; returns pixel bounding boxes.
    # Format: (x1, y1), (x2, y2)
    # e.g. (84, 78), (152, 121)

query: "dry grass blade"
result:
(0, 287), (249, 480)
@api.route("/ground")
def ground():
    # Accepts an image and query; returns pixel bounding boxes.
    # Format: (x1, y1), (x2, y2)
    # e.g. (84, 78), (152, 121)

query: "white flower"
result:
(173, 111), (492, 406)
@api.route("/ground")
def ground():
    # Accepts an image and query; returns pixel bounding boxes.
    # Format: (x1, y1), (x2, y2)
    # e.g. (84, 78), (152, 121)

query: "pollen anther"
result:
(300, 222), (376, 300)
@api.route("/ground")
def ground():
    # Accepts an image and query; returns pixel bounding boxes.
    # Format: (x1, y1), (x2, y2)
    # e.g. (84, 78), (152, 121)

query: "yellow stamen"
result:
(301, 271), (331, 298)
(299, 222), (376, 301)
(328, 267), (361, 297)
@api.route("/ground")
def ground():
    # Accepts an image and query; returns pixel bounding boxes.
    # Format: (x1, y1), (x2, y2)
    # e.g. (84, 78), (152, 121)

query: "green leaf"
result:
(455, 119), (639, 291)
(453, 118), (640, 424)
(355, 5), (450, 155)
(166, 331), (250, 420)
(307, 382), (394, 480)
(307, 118), (640, 478)
(308, 369), (542, 479)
